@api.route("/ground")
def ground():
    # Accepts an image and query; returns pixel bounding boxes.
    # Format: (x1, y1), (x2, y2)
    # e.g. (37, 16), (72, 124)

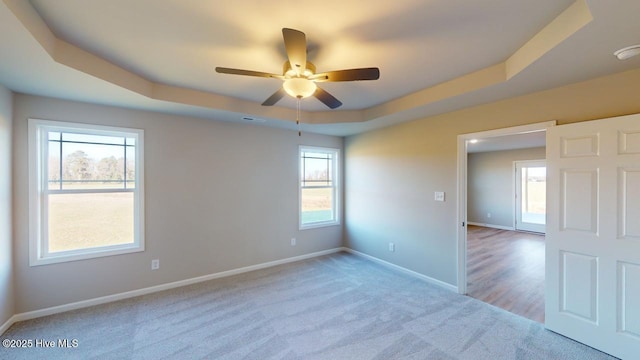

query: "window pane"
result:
(62, 132), (125, 145)
(301, 187), (334, 224)
(61, 142), (127, 189)
(302, 153), (332, 187)
(48, 140), (61, 190)
(125, 146), (136, 189)
(48, 192), (134, 253)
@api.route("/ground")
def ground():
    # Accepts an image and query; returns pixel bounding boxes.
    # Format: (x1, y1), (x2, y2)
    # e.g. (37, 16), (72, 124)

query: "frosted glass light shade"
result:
(283, 78), (317, 98)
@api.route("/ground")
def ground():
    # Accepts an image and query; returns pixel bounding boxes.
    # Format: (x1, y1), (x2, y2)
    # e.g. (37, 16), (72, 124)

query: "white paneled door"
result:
(546, 113), (640, 359)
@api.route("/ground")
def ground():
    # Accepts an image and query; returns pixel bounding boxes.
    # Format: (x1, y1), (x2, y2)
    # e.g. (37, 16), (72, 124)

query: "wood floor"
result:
(467, 225), (545, 323)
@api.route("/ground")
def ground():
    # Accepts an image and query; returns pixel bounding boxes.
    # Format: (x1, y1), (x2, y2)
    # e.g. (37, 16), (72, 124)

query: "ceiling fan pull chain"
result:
(296, 97), (301, 136)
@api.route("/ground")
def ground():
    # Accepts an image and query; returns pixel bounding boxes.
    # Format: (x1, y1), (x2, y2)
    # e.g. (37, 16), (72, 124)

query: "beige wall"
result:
(12, 94), (343, 313)
(467, 147), (546, 228)
(0, 85), (13, 326)
(344, 68), (640, 287)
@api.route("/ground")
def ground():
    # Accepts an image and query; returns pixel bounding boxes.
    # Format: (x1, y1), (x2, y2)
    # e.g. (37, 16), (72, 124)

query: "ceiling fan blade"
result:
(261, 88), (286, 106)
(310, 67), (380, 82)
(282, 28), (307, 76)
(215, 67), (283, 79)
(313, 87), (342, 109)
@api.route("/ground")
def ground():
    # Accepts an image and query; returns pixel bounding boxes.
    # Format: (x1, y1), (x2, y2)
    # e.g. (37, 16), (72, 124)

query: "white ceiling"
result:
(1, 0), (639, 136)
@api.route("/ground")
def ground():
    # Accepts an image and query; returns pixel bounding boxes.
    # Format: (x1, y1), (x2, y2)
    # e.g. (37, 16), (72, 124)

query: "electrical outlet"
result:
(151, 259), (159, 270)
(389, 242), (395, 252)
(291, 238), (296, 246)
(487, 212), (492, 218)
(434, 191), (445, 202)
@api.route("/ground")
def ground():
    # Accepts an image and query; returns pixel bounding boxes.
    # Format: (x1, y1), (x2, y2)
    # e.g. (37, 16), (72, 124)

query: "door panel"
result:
(618, 261), (640, 338)
(561, 134), (599, 157)
(619, 168), (640, 239)
(618, 130), (640, 154)
(561, 169), (598, 233)
(546, 113), (640, 359)
(560, 251), (598, 322)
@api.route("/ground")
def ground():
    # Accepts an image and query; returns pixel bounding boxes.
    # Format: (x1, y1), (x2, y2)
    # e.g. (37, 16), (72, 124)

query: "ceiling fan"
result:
(215, 28), (380, 109)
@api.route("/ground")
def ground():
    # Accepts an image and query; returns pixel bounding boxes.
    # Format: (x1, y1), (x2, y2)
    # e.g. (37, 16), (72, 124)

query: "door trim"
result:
(456, 121), (556, 295)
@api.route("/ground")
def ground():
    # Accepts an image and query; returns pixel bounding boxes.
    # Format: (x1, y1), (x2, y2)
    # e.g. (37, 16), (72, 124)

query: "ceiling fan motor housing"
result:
(283, 61), (316, 78)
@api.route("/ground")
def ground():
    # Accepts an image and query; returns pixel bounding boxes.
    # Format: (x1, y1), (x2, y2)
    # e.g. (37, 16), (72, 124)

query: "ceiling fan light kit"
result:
(283, 78), (317, 98)
(614, 44), (640, 60)
(215, 28), (380, 109)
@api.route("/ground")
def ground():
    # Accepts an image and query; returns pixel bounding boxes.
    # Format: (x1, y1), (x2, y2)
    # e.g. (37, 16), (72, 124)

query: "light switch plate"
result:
(434, 191), (445, 202)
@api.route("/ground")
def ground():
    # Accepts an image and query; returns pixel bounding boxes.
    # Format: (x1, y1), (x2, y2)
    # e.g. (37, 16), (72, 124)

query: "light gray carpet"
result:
(1, 252), (616, 359)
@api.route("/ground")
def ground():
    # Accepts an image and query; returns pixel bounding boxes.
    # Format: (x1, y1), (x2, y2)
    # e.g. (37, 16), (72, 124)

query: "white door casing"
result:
(545, 113), (640, 359)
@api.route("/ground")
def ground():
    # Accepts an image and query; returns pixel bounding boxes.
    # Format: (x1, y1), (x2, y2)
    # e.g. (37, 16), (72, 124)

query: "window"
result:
(299, 146), (340, 229)
(29, 119), (144, 266)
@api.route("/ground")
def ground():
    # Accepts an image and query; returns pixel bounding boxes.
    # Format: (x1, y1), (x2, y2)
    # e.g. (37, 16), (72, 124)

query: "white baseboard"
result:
(5, 248), (343, 331)
(0, 314), (18, 335)
(343, 248), (458, 292)
(467, 222), (515, 231)
(4, 246), (457, 334)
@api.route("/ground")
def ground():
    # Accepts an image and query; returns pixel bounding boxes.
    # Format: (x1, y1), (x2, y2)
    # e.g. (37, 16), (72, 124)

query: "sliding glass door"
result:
(515, 160), (546, 233)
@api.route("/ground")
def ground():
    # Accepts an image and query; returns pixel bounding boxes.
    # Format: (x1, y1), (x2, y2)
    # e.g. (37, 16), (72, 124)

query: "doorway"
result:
(456, 121), (555, 321)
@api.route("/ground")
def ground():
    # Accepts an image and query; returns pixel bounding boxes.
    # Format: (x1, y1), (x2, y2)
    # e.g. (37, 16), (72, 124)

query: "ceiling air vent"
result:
(241, 116), (266, 123)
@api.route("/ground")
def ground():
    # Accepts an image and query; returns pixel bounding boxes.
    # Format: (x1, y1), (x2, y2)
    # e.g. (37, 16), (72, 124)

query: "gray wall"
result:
(12, 94), (343, 313)
(0, 85), (13, 326)
(345, 124), (458, 285)
(344, 69), (640, 288)
(6, 68), (640, 315)
(467, 147), (545, 228)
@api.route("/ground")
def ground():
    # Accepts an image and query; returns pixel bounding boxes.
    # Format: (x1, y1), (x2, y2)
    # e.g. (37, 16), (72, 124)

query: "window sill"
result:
(299, 221), (341, 231)
(30, 244), (144, 266)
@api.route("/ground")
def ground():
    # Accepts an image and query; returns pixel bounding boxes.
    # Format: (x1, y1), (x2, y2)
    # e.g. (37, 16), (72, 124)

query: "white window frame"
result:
(299, 146), (340, 230)
(28, 119), (145, 266)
